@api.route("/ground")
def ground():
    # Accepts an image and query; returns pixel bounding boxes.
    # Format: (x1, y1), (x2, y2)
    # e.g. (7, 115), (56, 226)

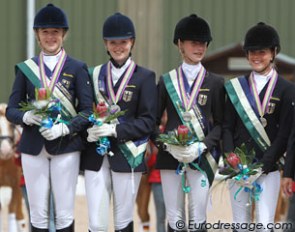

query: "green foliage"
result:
(156, 130), (197, 146)
(19, 100), (52, 117)
(104, 110), (127, 123)
(219, 143), (263, 177)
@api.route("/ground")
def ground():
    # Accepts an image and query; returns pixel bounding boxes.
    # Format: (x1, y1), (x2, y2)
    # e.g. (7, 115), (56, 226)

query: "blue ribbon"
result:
(41, 117), (53, 128)
(233, 164), (250, 182)
(248, 181), (263, 202)
(175, 147), (208, 193)
(241, 181), (263, 204)
(233, 165), (263, 202)
(176, 163), (191, 193)
(88, 114), (111, 156)
(96, 137), (111, 156)
(88, 114), (97, 124)
(40, 100), (62, 129)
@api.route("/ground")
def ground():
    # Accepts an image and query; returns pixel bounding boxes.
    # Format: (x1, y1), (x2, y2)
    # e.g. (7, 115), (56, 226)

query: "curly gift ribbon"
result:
(96, 137), (111, 155)
(176, 158), (207, 193)
(233, 164), (250, 181)
(40, 100), (63, 128)
(233, 164), (263, 203)
(176, 163), (191, 193)
(88, 115), (111, 156)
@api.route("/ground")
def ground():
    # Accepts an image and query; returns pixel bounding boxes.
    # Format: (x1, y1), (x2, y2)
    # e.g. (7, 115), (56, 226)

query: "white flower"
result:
(33, 100), (49, 110)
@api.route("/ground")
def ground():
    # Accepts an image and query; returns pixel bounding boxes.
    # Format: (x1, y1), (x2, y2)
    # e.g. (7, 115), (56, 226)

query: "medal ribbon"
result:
(249, 69), (278, 118)
(177, 65), (206, 111)
(39, 49), (67, 92)
(106, 60), (136, 104)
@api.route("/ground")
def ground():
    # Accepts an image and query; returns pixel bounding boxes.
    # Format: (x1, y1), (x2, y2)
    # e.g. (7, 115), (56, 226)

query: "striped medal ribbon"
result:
(106, 60), (136, 112)
(177, 65), (206, 122)
(249, 69), (278, 127)
(39, 49), (67, 93)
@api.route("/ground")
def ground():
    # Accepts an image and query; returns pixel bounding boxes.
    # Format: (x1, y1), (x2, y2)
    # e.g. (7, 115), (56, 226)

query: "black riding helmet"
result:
(33, 3), (69, 30)
(173, 14), (212, 45)
(243, 22), (280, 53)
(103, 12), (135, 40)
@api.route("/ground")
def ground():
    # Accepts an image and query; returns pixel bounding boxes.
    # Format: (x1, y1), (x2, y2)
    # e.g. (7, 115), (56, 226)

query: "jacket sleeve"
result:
(284, 108), (295, 179)
(261, 84), (295, 173)
(6, 69), (31, 125)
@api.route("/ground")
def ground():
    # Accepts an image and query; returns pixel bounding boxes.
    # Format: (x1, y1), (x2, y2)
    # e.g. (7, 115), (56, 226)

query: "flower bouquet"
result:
(88, 100), (126, 156)
(219, 143), (263, 202)
(157, 125), (206, 193)
(156, 124), (197, 146)
(19, 88), (62, 128)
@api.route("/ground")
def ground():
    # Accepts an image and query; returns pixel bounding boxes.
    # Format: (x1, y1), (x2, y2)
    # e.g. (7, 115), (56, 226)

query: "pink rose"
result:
(177, 125), (189, 142)
(38, 88), (47, 100)
(96, 102), (108, 118)
(226, 152), (241, 169)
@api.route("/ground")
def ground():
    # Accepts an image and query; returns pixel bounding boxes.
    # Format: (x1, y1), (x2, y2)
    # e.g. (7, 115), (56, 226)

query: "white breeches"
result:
(84, 156), (141, 232)
(228, 170), (280, 232)
(22, 147), (80, 229)
(161, 169), (209, 230)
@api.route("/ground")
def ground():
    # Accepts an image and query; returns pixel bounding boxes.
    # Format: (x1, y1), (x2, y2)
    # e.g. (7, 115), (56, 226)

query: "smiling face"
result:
(178, 40), (208, 65)
(104, 38), (134, 66)
(35, 28), (66, 55)
(247, 48), (275, 75)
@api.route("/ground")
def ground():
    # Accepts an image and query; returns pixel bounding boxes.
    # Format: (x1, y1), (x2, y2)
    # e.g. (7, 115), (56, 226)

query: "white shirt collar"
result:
(181, 62), (202, 86)
(111, 58), (132, 86)
(253, 69), (274, 94)
(42, 50), (62, 72)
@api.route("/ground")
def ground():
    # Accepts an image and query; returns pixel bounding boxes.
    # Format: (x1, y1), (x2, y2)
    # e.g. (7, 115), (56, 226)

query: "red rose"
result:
(226, 152), (241, 169)
(38, 88), (47, 100)
(177, 125), (189, 142)
(96, 102), (108, 117)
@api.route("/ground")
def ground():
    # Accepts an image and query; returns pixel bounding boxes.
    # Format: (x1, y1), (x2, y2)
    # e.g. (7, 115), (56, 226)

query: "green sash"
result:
(16, 59), (77, 118)
(89, 65), (104, 104)
(224, 77), (271, 152)
(163, 70), (218, 185)
(89, 65), (148, 169)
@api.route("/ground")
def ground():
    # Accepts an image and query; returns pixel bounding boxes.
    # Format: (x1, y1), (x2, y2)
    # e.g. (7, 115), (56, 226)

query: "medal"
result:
(249, 70), (278, 129)
(39, 49), (67, 93)
(177, 65), (206, 123)
(260, 117), (267, 127)
(110, 104), (121, 114)
(183, 112), (192, 122)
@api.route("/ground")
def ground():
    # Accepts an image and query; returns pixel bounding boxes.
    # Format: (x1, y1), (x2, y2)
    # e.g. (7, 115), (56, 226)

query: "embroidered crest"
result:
(267, 102), (276, 114)
(123, 90), (133, 102)
(62, 79), (71, 89)
(198, 94), (208, 106)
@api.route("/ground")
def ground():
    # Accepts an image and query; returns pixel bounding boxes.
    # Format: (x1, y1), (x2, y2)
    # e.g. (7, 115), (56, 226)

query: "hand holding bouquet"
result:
(157, 125), (205, 162)
(87, 100), (126, 156)
(88, 100), (126, 125)
(219, 144), (263, 201)
(157, 125), (207, 193)
(20, 88), (62, 128)
(157, 124), (196, 146)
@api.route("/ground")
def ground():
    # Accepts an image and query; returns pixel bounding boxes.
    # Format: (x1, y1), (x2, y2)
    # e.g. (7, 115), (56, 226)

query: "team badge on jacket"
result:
(198, 94), (208, 106)
(62, 79), (71, 89)
(267, 102), (276, 114)
(123, 90), (133, 102)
